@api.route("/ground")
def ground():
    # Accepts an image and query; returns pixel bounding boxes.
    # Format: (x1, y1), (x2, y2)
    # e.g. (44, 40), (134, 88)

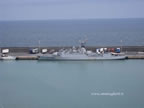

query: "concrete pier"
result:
(127, 55), (144, 59)
(16, 56), (38, 60)
(0, 46), (144, 60)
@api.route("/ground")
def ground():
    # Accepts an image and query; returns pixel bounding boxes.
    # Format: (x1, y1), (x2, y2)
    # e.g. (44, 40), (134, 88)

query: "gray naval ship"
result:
(38, 40), (126, 61)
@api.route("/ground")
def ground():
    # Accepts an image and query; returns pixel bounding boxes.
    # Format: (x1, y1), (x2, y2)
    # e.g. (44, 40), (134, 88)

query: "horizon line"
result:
(0, 18), (144, 21)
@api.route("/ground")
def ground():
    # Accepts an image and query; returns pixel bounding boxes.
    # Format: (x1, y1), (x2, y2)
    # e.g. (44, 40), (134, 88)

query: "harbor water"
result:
(0, 60), (144, 108)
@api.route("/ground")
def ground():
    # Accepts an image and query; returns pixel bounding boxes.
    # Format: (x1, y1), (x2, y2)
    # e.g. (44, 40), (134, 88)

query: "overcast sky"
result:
(0, 0), (144, 20)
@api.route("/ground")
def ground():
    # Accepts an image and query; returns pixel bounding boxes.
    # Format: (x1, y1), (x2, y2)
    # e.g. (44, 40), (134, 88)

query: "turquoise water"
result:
(0, 60), (144, 108)
(0, 18), (144, 47)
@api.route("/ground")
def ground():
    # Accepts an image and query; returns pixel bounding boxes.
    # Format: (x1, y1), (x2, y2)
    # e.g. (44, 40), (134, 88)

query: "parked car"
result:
(2, 49), (9, 54)
(115, 48), (121, 53)
(29, 48), (39, 54)
(41, 49), (48, 54)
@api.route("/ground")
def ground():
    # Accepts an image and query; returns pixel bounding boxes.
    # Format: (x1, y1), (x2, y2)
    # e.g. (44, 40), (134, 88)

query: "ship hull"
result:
(38, 54), (126, 61)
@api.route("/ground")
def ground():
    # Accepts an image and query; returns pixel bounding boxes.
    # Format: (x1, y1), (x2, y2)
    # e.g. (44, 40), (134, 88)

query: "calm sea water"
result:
(0, 18), (144, 47)
(0, 60), (144, 108)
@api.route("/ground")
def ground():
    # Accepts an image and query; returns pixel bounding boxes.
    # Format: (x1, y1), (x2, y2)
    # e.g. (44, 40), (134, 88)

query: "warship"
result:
(38, 40), (126, 61)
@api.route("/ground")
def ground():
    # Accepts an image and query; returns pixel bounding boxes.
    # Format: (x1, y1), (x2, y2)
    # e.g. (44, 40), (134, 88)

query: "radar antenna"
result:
(79, 36), (88, 48)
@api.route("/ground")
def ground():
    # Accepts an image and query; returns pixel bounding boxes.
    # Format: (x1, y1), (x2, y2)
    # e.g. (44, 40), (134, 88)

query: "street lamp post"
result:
(120, 40), (123, 52)
(38, 40), (41, 53)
